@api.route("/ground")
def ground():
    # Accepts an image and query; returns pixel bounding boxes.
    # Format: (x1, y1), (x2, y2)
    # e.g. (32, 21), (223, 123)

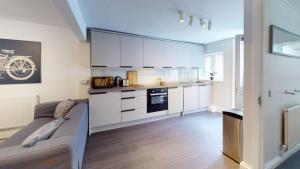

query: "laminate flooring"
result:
(83, 111), (239, 169)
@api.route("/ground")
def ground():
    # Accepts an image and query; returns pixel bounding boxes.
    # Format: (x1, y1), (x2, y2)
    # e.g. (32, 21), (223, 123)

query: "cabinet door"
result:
(120, 36), (143, 67)
(143, 38), (164, 68)
(91, 31), (120, 67)
(89, 92), (121, 128)
(122, 107), (147, 122)
(163, 41), (178, 67)
(183, 85), (199, 111)
(180, 43), (194, 68)
(168, 87), (183, 114)
(191, 44), (205, 68)
(199, 85), (212, 108)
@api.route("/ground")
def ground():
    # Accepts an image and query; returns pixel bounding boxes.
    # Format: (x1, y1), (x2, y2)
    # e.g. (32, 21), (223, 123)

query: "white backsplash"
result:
(91, 68), (200, 85)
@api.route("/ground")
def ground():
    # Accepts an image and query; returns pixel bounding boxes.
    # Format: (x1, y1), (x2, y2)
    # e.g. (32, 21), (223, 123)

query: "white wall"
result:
(206, 38), (235, 111)
(263, 0), (300, 166)
(0, 18), (89, 102)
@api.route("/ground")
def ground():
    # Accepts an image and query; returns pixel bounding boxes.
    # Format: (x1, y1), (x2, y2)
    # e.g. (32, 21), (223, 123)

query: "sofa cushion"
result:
(34, 101), (60, 119)
(54, 100), (75, 118)
(22, 118), (66, 147)
(0, 117), (54, 148)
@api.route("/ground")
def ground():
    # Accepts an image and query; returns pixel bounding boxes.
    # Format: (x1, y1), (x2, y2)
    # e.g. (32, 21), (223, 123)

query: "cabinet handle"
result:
(120, 66), (133, 68)
(122, 97), (135, 100)
(90, 92), (107, 95)
(143, 66), (154, 68)
(121, 90), (135, 92)
(184, 85), (193, 88)
(91, 65), (107, 68)
(163, 67), (172, 69)
(198, 84), (207, 86)
(177, 67), (185, 69)
(121, 109), (135, 112)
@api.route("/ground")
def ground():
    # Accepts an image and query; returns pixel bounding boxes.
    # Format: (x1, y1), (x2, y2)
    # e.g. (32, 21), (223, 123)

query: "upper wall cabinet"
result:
(192, 44), (205, 68)
(164, 41), (180, 68)
(120, 36), (143, 68)
(91, 31), (121, 67)
(90, 30), (205, 68)
(143, 38), (164, 68)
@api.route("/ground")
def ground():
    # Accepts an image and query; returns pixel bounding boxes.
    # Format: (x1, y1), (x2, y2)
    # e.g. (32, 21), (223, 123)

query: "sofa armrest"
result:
(0, 137), (72, 169)
(34, 101), (60, 119)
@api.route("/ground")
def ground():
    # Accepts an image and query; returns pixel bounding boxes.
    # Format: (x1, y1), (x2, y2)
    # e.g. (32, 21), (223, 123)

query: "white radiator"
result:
(0, 95), (39, 131)
(283, 105), (300, 151)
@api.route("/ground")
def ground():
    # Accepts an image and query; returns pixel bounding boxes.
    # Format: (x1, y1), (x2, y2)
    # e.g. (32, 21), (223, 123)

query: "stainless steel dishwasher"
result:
(223, 109), (243, 163)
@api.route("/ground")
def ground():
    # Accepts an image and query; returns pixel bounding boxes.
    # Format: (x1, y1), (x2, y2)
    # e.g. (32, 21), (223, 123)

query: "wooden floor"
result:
(83, 111), (239, 169)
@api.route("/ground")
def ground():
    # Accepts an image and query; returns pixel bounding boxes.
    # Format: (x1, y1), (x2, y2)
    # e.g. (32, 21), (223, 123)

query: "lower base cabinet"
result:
(199, 85), (212, 108)
(89, 92), (121, 128)
(122, 107), (147, 122)
(168, 87), (183, 114)
(183, 85), (199, 111)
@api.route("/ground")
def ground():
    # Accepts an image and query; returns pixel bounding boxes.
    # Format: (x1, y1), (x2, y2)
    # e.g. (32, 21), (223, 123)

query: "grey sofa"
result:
(0, 100), (88, 169)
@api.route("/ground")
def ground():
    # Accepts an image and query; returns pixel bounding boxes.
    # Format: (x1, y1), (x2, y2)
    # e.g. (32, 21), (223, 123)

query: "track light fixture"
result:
(178, 10), (212, 30)
(208, 20), (212, 30)
(189, 15), (194, 26)
(179, 11), (184, 23)
(200, 18), (206, 28)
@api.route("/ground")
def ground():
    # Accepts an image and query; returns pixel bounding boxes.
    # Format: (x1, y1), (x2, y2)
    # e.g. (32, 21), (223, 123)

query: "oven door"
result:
(147, 89), (168, 113)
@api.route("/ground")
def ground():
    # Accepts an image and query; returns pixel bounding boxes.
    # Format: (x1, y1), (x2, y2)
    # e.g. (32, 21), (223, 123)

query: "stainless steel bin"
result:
(223, 109), (243, 163)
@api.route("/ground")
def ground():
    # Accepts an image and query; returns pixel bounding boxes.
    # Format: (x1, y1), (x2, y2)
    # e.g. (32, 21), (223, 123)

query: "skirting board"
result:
(264, 143), (300, 169)
(240, 161), (252, 169)
(90, 112), (181, 135)
(183, 107), (208, 115)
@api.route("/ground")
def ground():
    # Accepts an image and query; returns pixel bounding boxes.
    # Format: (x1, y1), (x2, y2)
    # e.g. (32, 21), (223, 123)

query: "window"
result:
(201, 52), (224, 81)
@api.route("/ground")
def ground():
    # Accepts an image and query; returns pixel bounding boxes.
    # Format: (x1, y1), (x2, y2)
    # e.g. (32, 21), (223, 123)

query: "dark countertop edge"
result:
(88, 82), (213, 94)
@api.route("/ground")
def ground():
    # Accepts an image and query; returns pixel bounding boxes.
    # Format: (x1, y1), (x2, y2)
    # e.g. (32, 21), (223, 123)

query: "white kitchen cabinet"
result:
(122, 107), (147, 122)
(89, 92), (121, 128)
(120, 36), (143, 67)
(191, 44), (205, 68)
(121, 90), (147, 122)
(168, 87), (183, 114)
(121, 96), (147, 111)
(183, 85), (199, 112)
(164, 41), (179, 67)
(198, 84), (212, 109)
(91, 31), (120, 67)
(143, 38), (164, 68)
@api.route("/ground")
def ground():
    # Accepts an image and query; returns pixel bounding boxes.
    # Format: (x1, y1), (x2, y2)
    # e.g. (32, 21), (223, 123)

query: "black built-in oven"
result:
(147, 88), (168, 113)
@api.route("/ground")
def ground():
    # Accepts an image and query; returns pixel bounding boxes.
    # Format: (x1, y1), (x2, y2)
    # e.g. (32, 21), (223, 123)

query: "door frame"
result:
(241, 0), (264, 168)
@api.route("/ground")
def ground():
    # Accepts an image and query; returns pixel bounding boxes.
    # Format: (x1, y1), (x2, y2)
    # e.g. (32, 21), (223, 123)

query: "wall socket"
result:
(80, 80), (89, 85)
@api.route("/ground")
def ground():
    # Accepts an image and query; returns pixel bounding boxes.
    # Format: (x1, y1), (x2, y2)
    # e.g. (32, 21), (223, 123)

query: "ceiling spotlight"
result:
(208, 20), (212, 30)
(200, 18), (206, 28)
(189, 16), (194, 26)
(179, 11), (184, 23)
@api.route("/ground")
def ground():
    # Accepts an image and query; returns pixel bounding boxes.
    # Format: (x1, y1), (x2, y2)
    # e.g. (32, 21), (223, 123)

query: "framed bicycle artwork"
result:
(0, 39), (41, 85)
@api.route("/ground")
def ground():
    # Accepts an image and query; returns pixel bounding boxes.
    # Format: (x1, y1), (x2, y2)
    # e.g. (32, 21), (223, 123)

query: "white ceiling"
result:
(284, 0), (300, 13)
(0, 0), (67, 27)
(77, 0), (244, 44)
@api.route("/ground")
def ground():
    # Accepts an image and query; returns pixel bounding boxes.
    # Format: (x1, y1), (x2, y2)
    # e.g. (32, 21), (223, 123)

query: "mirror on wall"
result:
(270, 25), (300, 58)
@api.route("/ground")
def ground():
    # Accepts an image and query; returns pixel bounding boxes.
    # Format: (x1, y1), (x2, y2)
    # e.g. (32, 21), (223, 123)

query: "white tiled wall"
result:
(91, 68), (199, 85)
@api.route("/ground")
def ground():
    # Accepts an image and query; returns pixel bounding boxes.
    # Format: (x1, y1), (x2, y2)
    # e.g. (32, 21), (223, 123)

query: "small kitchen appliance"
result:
(91, 76), (114, 89)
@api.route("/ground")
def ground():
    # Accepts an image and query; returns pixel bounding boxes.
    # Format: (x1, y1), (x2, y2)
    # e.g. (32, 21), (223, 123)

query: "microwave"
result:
(91, 76), (114, 89)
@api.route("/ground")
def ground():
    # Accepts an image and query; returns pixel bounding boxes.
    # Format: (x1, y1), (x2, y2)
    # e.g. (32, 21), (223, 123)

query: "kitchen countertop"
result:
(89, 81), (213, 94)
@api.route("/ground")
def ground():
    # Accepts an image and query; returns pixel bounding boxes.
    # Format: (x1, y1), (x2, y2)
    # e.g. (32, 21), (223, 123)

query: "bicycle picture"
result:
(0, 39), (41, 85)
